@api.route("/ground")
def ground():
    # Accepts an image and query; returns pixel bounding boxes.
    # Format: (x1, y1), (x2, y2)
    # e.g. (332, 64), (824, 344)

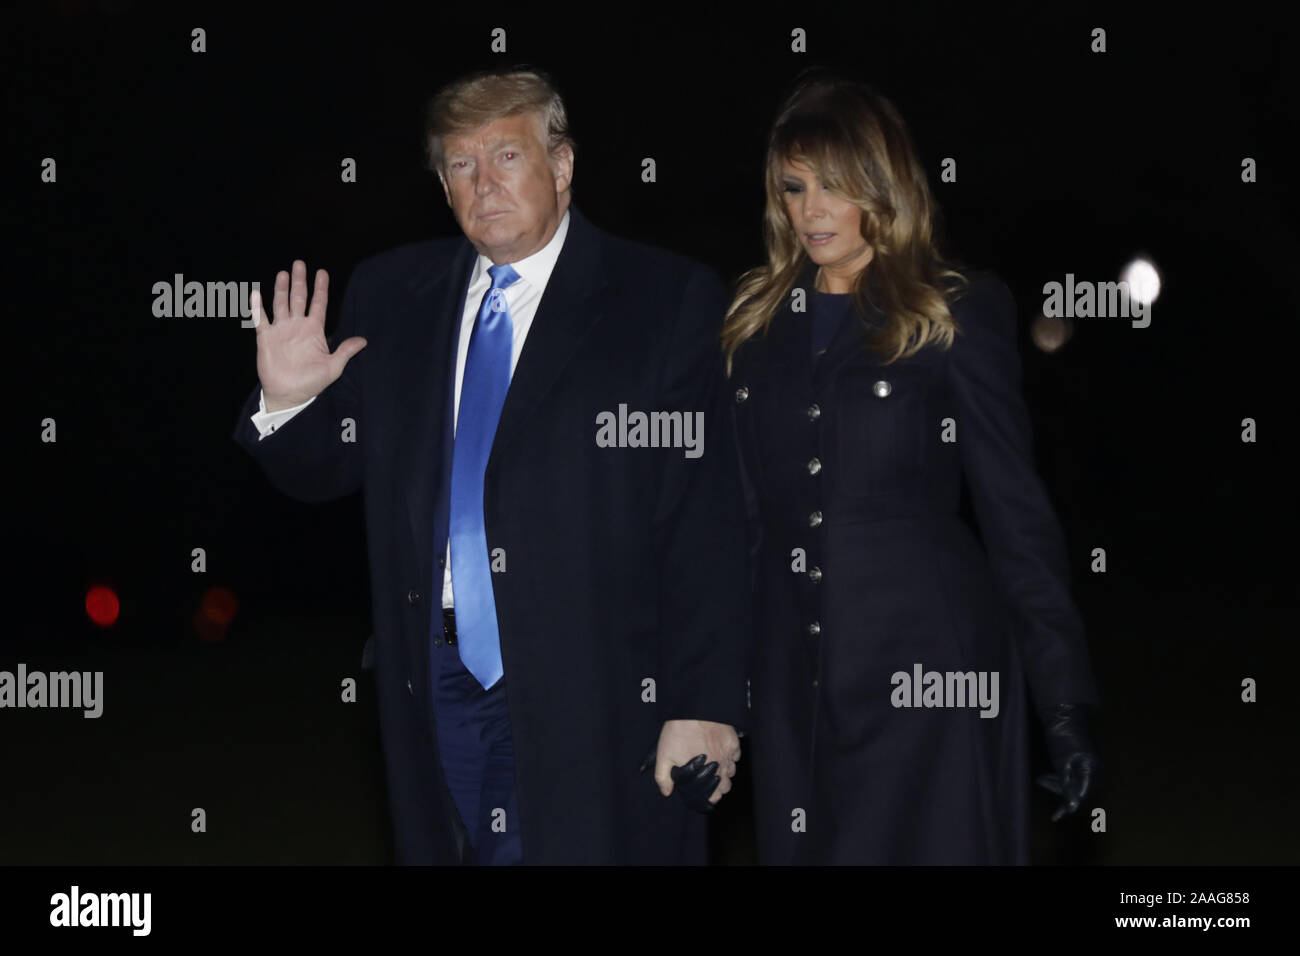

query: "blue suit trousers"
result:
(431, 634), (523, 865)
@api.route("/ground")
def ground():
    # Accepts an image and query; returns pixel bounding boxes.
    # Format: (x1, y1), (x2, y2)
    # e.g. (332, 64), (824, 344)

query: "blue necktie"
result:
(449, 263), (519, 689)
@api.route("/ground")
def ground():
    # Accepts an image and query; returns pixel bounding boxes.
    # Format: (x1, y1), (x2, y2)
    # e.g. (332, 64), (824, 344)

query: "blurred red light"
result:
(200, 586), (239, 625)
(85, 586), (119, 627)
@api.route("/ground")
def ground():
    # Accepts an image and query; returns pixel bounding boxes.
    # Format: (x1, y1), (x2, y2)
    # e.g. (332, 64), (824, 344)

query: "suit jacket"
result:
(729, 263), (1098, 863)
(232, 203), (752, 864)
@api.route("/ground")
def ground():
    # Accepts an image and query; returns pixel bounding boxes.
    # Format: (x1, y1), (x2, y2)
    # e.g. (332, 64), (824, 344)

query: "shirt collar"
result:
(472, 207), (571, 289)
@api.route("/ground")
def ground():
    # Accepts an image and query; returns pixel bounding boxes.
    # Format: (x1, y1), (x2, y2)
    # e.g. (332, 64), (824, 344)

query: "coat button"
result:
(809, 566), (822, 583)
(438, 556), (445, 568)
(807, 403), (821, 421)
(873, 379), (892, 398)
(812, 678), (820, 688)
(808, 510), (823, 527)
(807, 457), (821, 475)
(735, 385), (749, 403)
(408, 589), (421, 605)
(807, 621), (821, 636)
(406, 679), (413, 695)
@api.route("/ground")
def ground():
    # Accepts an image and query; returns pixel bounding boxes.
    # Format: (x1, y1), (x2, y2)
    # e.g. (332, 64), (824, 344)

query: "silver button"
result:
(809, 566), (822, 583)
(873, 379), (892, 398)
(735, 386), (749, 403)
(808, 511), (823, 527)
(808, 621), (821, 636)
(406, 679), (413, 695)
(807, 458), (821, 475)
(807, 403), (821, 421)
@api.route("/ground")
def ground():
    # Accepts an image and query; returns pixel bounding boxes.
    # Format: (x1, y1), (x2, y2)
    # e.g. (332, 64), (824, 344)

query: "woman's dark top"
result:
(810, 290), (853, 360)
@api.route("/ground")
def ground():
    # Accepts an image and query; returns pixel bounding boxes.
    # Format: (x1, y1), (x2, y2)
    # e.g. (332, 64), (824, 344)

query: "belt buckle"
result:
(442, 609), (457, 645)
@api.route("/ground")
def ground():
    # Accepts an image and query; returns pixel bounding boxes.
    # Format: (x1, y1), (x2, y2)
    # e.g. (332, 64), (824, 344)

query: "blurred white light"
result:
(1031, 313), (1073, 353)
(1121, 257), (1161, 307)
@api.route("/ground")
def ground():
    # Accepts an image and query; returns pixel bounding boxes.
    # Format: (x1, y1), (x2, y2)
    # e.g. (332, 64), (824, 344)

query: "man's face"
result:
(439, 112), (573, 264)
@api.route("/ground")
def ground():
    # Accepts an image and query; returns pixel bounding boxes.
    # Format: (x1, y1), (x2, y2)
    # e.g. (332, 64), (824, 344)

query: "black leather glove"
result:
(1035, 702), (1102, 822)
(640, 749), (721, 814)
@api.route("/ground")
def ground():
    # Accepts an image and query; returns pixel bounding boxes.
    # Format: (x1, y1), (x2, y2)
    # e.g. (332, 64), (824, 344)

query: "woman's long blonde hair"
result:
(722, 72), (971, 375)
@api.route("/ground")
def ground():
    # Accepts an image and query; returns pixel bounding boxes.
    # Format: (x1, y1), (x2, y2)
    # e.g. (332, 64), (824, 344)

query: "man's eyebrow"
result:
(446, 138), (527, 160)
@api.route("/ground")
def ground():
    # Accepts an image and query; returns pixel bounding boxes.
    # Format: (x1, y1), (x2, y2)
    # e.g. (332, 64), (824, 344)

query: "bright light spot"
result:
(1122, 257), (1161, 306)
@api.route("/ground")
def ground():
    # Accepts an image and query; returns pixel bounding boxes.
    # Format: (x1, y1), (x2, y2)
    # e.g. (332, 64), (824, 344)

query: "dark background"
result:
(5, 4), (1297, 864)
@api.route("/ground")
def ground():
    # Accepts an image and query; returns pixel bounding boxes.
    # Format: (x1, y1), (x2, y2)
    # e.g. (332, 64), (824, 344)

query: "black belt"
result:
(441, 608), (457, 645)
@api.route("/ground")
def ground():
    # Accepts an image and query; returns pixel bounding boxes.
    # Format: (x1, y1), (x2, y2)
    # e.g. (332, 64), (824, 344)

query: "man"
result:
(231, 66), (751, 864)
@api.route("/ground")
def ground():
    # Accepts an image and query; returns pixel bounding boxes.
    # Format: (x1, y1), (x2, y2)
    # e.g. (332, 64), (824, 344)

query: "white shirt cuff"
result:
(251, 389), (316, 440)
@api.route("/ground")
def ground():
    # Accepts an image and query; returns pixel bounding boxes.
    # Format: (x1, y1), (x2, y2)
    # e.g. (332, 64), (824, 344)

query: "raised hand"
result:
(252, 260), (367, 412)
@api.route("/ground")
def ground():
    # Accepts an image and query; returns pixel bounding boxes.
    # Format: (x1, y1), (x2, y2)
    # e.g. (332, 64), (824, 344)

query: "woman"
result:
(724, 73), (1102, 864)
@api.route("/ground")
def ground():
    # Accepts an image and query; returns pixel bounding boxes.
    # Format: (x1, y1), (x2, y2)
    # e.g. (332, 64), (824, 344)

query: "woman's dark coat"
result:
(730, 265), (1098, 864)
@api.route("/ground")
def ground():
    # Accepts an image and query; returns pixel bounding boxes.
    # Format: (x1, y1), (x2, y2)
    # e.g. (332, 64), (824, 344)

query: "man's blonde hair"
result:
(424, 66), (575, 176)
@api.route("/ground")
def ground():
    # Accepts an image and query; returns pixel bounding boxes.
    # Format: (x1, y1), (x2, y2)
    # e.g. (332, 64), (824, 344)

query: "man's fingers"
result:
(708, 773), (729, 803)
(330, 337), (368, 377)
(273, 269), (290, 323)
(250, 289), (267, 335)
(307, 268), (330, 325)
(262, 262), (324, 326)
(290, 259), (308, 318)
(654, 756), (674, 797)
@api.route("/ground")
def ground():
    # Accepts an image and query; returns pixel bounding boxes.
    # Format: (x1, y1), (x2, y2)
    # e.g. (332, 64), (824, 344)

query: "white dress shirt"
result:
(250, 208), (572, 610)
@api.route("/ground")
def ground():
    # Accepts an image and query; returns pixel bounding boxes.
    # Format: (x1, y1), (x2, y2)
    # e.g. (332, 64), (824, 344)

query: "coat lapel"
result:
(487, 203), (611, 472)
(395, 239), (476, 599)
(763, 261), (813, 381)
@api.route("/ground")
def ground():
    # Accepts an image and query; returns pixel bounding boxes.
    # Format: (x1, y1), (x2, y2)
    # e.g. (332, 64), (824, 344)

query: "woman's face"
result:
(779, 156), (875, 284)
